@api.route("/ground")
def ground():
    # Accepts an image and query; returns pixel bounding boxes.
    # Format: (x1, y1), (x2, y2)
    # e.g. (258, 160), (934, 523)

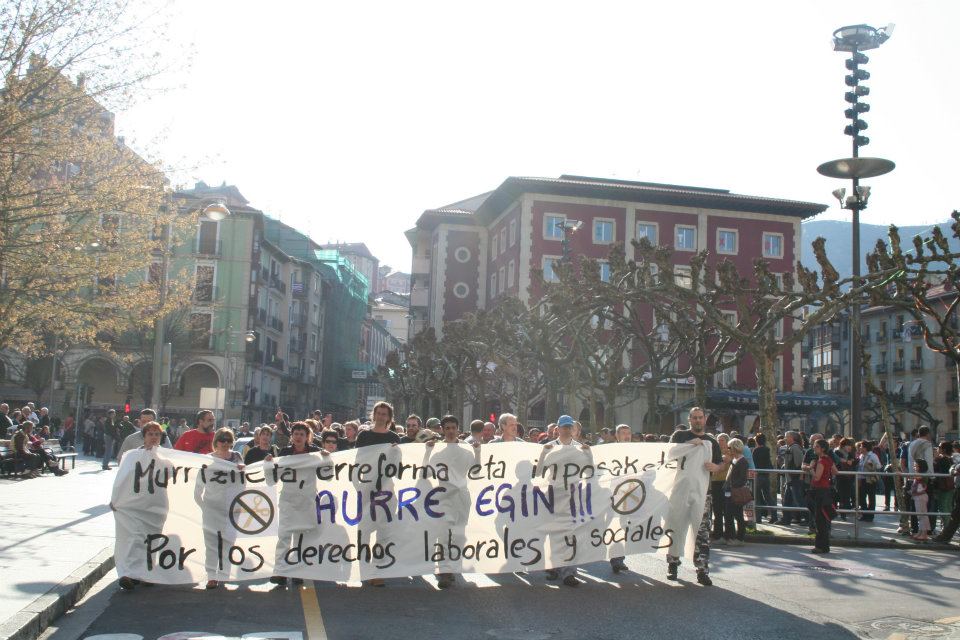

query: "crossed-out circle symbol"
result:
(611, 479), (646, 515)
(230, 490), (274, 535)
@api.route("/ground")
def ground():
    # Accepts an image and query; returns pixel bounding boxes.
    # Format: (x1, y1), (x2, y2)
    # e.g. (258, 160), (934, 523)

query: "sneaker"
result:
(667, 563), (679, 581)
(611, 558), (628, 573)
(118, 577), (136, 590)
(270, 576), (287, 586)
(768, 518), (780, 525)
(696, 571), (712, 586)
(545, 569), (559, 581)
(366, 578), (385, 587)
(205, 580), (219, 589)
(562, 575), (580, 587)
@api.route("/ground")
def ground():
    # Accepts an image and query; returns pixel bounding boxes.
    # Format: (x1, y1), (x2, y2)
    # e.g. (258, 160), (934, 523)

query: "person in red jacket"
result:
(173, 409), (216, 454)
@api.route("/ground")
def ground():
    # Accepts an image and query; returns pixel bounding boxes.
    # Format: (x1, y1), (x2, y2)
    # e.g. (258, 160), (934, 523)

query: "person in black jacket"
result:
(752, 433), (776, 523)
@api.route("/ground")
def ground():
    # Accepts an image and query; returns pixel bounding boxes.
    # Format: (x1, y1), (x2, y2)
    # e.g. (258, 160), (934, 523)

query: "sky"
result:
(117, 0), (960, 273)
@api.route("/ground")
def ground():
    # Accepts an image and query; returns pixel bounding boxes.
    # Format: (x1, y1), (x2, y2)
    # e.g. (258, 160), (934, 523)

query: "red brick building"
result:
(406, 175), (826, 426)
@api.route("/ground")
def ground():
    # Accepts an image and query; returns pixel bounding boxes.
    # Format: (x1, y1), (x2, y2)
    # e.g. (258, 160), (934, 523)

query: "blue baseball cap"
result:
(557, 415), (575, 427)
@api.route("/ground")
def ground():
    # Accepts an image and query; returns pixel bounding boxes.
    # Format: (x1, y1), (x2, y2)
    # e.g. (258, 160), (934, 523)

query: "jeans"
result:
(102, 436), (114, 468)
(782, 478), (806, 523)
(858, 480), (876, 519)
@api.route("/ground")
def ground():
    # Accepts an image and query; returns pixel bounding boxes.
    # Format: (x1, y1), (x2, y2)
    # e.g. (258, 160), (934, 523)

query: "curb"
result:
(745, 533), (958, 551)
(0, 547), (114, 640)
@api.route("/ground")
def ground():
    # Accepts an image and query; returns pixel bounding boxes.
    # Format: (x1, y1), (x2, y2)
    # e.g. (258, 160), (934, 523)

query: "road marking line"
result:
(299, 581), (327, 640)
(935, 616), (960, 624)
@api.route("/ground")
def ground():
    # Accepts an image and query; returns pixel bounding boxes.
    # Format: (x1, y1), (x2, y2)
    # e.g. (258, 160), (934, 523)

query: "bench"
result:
(45, 439), (78, 470)
(0, 441), (29, 477)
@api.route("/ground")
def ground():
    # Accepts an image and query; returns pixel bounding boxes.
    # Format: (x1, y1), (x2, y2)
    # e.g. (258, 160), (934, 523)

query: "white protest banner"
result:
(111, 441), (709, 583)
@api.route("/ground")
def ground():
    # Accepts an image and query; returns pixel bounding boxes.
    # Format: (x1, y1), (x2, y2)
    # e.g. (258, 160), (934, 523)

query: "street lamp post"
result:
(221, 326), (256, 424)
(150, 200), (231, 412)
(817, 23), (895, 438)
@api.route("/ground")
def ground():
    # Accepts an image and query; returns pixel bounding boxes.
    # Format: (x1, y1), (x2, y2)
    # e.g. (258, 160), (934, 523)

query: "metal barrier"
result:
(748, 467), (954, 541)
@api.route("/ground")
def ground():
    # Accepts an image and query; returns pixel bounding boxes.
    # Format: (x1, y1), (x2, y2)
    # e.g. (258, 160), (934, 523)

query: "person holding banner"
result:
(265, 421), (321, 587)
(112, 421), (170, 591)
(609, 424), (634, 573)
(666, 407), (727, 586)
(540, 414), (591, 588)
(194, 428), (244, 589)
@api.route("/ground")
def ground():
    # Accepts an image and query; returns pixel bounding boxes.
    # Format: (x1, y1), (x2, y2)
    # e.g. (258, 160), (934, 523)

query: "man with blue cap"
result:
(541, 414), (589, 587)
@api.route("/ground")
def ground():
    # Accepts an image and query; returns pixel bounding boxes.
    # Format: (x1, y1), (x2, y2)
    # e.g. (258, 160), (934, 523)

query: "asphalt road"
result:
(43, 544), (960, 640)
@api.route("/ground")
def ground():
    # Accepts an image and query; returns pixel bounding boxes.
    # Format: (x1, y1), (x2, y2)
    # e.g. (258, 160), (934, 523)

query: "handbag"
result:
(730, 485), (752, 505)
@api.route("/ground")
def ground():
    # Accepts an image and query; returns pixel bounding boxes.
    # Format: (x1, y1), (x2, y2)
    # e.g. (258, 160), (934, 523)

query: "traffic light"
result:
(843, 50), (871, 148)
(124, 396), (132, 414)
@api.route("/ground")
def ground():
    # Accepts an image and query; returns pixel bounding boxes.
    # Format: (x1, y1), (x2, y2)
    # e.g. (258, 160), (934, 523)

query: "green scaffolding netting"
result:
(263, 220), (369, 416)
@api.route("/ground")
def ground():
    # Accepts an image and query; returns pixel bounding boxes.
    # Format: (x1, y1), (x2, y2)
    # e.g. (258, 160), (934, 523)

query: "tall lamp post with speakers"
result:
(817, 23), (895, 437)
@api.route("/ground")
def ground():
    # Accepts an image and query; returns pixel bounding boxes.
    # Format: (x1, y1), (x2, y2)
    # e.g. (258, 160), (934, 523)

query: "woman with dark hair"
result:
(752, 433), (776, 523)
(244, 425), (278, 464)
(809, 439), (838, 554)
(721, 439), (749, 546)
(266, 421), (321, 587)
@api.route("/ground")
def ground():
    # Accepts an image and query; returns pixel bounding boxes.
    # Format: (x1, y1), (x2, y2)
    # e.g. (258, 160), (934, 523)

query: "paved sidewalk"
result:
(0, 455), (118, 640)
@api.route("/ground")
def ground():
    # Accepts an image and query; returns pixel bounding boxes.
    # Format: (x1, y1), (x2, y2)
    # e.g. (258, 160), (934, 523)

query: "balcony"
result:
(910, 359), (924, 371)
(292, 281), (307, 298)
(257, 308), (267, 323)
(874, 363), (887, 374)
(875, 332), (887, 343)
(892, 361), (905, 372)
(289, 338), (304, 353)
(265, 356), (284, 371)
(269, 276), (287, 294)
(892, 329), (903, 340)
(290, 315), (304, 329)
(269, 316), (284, 332)
(192, 284), (219, 303)
(195, 238), (222, 256)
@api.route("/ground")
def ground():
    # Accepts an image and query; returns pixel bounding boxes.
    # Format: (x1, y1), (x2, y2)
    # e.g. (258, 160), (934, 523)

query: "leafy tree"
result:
(0, 0), (182, 357)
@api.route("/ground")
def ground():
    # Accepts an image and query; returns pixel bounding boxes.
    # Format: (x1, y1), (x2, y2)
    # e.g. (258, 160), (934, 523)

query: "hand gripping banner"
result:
(111, 441), (710, 583)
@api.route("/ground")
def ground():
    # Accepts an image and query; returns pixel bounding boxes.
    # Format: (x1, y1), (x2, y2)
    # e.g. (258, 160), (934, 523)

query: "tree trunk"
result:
(694, 372), (707, 409)
(755, 354), (779, 449)
(588, 392), (599, 432)
(604, 386), (618, 430)
(645, 384), (659, 433)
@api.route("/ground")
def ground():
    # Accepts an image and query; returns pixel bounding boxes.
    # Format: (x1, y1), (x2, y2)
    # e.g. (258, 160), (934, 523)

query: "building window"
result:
(721, 310), (737, 326)
(509, 219), (517, 247)
(762, 232), (784, 258)
(189, 313), (212, 349)
(499, 228), (507, 254)
(452, 282), (470, 299)
(772, 318), (783, 340)
(194, 264), (215, 302)
(490, 272), (497, 298)
(544, 214), (565, 240)
(593, 219), (615, 244)
(675, 225), (696, 251)
(508, 260), (515, 288)
(599, 261), (611, 282)
(674, 265), (692, 288)
(716, 352), (737, 388)
(542, 256), (561, 282)
(773, 357), (782, 391)
(491, 235), (498, 260)
(498, 266), (505, 293)
(717, 228), (738, 254)
(636, 222), (658, 245)
(454, 246), (471, 263)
